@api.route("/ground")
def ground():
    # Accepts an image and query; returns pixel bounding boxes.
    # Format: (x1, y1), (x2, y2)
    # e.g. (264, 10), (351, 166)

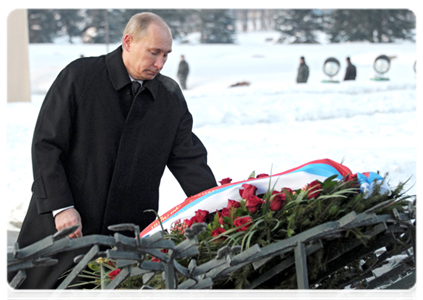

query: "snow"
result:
(5, 31), (417, 231)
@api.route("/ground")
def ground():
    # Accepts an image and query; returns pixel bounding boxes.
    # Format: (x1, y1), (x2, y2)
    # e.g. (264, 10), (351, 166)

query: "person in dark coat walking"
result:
(296, 56), (309, 83)
(10, 12), (217, 289)
(177, 55), (189, 89)
(344, 57), (357, 80)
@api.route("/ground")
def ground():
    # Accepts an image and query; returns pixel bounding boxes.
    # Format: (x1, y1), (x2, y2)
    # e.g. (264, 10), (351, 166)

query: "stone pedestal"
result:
(7, 9), (30, 103)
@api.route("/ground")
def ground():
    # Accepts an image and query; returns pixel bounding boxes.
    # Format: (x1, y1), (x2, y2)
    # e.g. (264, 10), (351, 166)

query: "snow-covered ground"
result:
(6, 31), (417, 230)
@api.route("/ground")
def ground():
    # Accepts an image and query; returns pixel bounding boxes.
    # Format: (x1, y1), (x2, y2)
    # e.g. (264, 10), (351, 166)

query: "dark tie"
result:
(132, 81), (141, 95)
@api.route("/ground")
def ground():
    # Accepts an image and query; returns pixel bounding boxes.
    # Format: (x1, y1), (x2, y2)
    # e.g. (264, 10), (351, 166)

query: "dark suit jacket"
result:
(12, 46), (216, 288)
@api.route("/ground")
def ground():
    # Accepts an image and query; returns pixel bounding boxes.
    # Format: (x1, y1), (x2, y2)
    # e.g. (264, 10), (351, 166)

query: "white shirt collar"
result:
(129, 75), (143, 87)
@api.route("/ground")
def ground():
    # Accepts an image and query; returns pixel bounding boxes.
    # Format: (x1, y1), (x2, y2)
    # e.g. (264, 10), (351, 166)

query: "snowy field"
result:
(6, 31), (417, 230)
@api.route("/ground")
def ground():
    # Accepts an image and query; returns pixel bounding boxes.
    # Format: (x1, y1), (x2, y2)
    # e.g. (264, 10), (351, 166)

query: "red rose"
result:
(217, 208), (230, 224)
(108, 269), (121, 280)
(307, 180), (321, 199)
(269, 192), (286, 211)
(239, 184), (258, 199)
(219, 177), (232, 185)
(256, 173), (269, 178)
(234, 216), (252, 232)
(246, 195), (264, 213)
(192, 209), (209, 223)
(227, 199), (241, 209)
(212, 227), (227, 239)
(183, 218), (193, 228)
(282, 187), (293, 194)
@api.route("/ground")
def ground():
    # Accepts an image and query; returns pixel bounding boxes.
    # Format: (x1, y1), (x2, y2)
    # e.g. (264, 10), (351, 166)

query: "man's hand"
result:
(54, 208), (83, 239)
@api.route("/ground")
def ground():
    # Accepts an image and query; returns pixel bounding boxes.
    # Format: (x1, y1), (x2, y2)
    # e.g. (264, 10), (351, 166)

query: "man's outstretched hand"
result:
(55, 208), (83, 239)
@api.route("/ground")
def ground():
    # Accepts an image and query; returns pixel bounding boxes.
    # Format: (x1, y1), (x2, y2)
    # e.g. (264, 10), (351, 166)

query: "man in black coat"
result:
(296, 56), (309, 83)
(177, 55), (189, 90)
(10, 12), (217, 289)
(344, 57), (357, 80)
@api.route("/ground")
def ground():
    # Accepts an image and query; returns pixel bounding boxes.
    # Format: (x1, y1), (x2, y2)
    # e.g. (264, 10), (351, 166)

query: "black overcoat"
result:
(12, 46), (217, 288)
(177, 60), (189, 77)
(296, 63), (309, 83)
(344, 63), (357, 80)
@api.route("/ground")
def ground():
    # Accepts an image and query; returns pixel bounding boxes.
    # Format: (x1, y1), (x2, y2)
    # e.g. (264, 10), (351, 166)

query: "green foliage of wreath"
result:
(76, 173), (414, 289)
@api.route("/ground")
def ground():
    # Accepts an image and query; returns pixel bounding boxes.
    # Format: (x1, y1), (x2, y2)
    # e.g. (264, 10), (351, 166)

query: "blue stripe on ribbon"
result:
(289, 163), (343, 179)
(357, 172), (384, 184)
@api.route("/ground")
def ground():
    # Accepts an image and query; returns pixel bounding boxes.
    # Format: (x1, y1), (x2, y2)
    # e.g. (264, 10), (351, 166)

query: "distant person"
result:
(344, 57), (357, 81)
(296, 56), (309, 83)
(177, 55), (189, 89)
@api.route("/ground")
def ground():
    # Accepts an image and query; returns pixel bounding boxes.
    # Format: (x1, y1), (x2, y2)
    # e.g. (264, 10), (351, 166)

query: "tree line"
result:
(27, 9), (416, 44)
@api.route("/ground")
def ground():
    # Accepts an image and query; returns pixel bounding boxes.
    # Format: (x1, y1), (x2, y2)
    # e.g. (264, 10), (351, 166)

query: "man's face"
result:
(122, 22), (172, 81)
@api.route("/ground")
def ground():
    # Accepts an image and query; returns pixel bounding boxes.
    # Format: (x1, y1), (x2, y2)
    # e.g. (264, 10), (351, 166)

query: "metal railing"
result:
(8, 204), (415, 289)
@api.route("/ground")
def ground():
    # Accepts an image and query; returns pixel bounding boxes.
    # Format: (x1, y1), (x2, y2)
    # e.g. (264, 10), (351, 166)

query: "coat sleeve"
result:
(167, 103), (217, 197)
(31, 67), (77, 215)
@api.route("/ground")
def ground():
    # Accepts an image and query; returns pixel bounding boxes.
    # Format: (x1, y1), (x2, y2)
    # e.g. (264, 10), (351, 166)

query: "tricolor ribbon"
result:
(140, 158), (390, 237)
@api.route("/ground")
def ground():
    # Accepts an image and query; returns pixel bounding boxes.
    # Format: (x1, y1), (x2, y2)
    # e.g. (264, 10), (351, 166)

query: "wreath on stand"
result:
(76, 167), (415, 289)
